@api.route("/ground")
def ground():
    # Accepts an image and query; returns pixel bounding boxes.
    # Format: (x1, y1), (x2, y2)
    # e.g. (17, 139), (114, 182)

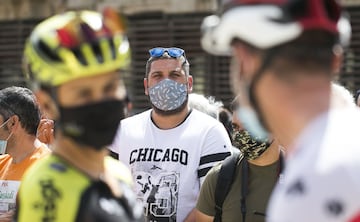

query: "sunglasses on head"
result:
(149, 47), (185, 58)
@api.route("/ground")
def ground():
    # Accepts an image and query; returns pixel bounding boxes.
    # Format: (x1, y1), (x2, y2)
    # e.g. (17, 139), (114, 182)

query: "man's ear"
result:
(34, 90), (59, 120)
(232, 42), (259, 80)
(144, 78), (149, 96)
(331, 45), (344, 76)
(6, 115), (20, 132)
(187, 75), (193, 93)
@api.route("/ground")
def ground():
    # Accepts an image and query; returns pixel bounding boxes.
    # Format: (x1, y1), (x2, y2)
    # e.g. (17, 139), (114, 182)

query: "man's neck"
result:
(248, 140), (281, 166)
(269, 76), (331, 152)
(151, 106), (190, 130)
(9, 134), (38, 164)
(53, 135), (107, 179)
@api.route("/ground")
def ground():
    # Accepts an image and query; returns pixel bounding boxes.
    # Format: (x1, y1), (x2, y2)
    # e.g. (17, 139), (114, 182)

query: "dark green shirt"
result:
(196, 158), (280, 222)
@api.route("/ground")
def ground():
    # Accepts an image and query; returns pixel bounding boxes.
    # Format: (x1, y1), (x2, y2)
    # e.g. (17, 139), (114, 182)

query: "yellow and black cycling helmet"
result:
(23, 8), (130, 87)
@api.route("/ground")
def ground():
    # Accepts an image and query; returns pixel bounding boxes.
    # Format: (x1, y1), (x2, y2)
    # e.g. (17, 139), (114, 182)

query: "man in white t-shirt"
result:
(200, 0), (360, 221)
(111, 47), (232, 222)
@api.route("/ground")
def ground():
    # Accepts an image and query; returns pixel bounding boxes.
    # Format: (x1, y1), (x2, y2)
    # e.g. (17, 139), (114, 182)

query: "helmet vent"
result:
(285, 0), (307, 20)
(91, 42), (104, 64)
(324, 0), (340, 22)
(72, 47), (87, 66)
(38, 40), (62, 62)
(109, 39), (116, 60)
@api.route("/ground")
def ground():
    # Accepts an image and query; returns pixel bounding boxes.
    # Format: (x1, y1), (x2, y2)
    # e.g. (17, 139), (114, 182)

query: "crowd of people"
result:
(0, 0), (359, 222)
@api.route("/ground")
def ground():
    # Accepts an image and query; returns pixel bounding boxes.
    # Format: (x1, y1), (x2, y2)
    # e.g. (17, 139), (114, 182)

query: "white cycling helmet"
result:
(201, 0), (343, 55)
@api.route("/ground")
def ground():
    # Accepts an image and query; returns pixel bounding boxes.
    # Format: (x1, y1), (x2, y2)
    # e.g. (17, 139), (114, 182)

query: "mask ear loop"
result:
(0, 117), (14, 144)
(248, 47), (279, 134)
(5, 129), (13, 141)
(0, 118), (11, 129)
(6, 116), (16, 141)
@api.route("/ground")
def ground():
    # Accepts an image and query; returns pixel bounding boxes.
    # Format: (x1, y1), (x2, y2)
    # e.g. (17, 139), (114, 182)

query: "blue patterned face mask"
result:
(148, 79), (188, 111)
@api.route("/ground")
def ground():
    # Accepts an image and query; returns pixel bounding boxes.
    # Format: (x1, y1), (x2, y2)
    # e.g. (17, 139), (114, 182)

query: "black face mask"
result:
(58, 99), (125, 151)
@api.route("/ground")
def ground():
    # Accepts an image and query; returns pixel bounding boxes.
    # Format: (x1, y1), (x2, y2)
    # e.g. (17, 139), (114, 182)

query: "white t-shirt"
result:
(111, 109), (232, 222)
(267, 108), (360, 222)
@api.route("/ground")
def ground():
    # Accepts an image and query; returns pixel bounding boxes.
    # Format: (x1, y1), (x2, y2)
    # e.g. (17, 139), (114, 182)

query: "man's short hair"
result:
(233, 30), (337, 81)
(145, 52), (190, 78)
(0, 86), (41, 135)
(269, 30), (337, 77)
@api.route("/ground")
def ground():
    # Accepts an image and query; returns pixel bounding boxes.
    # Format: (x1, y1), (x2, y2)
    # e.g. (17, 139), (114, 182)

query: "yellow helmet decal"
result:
(23, 9), (130, 86)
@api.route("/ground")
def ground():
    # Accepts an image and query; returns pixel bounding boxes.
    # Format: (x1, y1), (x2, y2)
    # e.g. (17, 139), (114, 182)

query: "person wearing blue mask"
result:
(0, 86), (50, 222)
(110, 47), (232, 222)
(201, 0), (360, 221)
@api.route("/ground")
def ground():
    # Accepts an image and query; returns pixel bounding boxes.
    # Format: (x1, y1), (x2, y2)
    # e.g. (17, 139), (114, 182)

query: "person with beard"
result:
(195, 97), (283, 222)
(15, 8), (144, 222)
(110, 47), (232, 222)
(201, 0), (360, 221)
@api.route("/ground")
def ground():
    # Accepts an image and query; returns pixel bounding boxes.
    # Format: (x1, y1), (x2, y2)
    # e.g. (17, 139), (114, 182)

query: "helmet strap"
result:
(248, 47), (279, 132)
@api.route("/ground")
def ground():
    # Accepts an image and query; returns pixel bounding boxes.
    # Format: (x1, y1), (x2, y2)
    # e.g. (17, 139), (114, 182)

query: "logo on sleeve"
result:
(285, 179), (305, 196)
(325, 199), (344, 217)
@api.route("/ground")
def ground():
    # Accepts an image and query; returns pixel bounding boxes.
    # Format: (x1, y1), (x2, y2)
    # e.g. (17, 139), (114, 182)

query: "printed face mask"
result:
(0, 118), (13, 154)
(231, 129), (271, 160)
(58, 99), (125, 151)
(148, 78), (187, 111)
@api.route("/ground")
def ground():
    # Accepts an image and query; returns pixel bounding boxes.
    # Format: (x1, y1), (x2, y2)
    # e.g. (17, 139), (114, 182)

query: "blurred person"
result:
(124, 93), (134, 117)
(331, 82), (355, 108)
(355, 89), (360, 107)
(16, 8), (143, 222)
(201, 0), (360, 221)
(0, 86), (50, 222)
(188, 93), (223, 119)
(110, 47), (232, 222)
(196, 97), (283, 222)
(188, 93), (233, 138)
(218, 107), (233, 139)
(36, 117), (54, 145)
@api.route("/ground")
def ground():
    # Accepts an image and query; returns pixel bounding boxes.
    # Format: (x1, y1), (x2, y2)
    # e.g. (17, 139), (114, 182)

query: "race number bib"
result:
(0, 180), (21, 213)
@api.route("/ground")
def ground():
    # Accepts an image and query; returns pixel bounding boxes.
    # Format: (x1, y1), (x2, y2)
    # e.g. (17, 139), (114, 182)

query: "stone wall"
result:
(0, 0), (358, 20)
(0, 0), (217, 20)
(0, 0), (67, 20)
